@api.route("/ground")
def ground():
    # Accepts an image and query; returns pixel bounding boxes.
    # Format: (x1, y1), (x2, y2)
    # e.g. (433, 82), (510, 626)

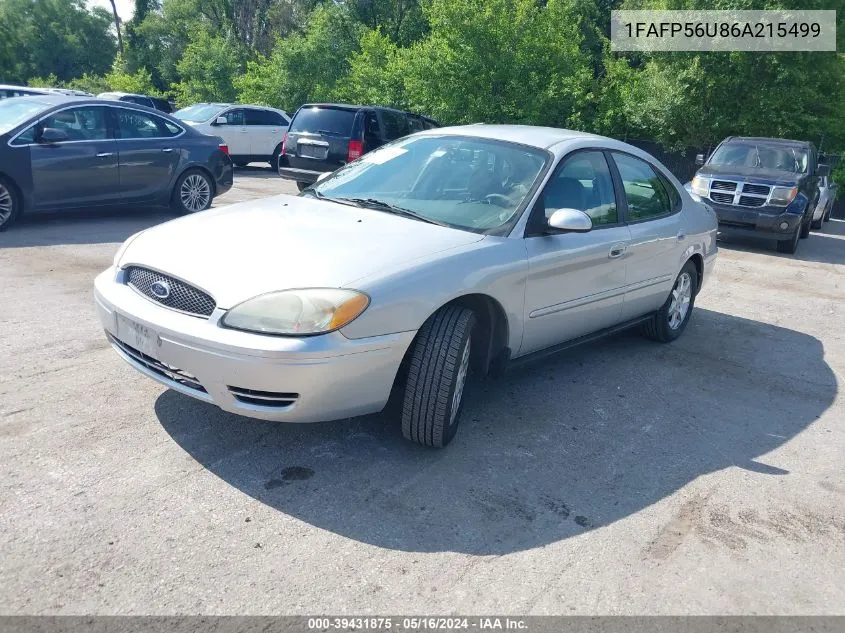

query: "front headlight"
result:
(221, 289), (370, 335)
(691, 175), (710, 198)
(769, 186), (798, 207)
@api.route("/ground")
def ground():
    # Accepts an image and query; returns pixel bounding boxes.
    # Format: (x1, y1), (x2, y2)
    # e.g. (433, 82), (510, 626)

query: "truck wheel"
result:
(777, 228), (800, 254)
(641, 260), (698, 343)
(400, 305), (476, 448)
(799, 218), (811, 238)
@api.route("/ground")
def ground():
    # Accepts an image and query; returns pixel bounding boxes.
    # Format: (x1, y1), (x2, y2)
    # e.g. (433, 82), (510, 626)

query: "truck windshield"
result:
(709, 142), (808, 173)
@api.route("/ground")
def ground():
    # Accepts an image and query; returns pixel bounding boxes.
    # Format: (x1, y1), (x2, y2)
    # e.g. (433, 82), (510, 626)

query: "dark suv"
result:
(278, 104), (439, 190)
(690, 136), (828, 254)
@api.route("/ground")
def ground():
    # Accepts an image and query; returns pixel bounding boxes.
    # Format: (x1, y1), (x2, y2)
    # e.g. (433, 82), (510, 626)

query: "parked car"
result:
(811, 174), (837, 229)
(41, 87), (95, 97)
(97, 91), (174, 113)
(174, 103), (290, 168)
(278, 103), (440, 190)
(95, 124), (717, 447)
(690, 136), (828, 254)
(0, 84), (50, 99)
(0, 95), (233, 230)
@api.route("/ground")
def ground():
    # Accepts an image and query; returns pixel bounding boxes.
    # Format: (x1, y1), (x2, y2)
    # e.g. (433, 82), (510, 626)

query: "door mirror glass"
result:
(39, 127), (69, 144)
(817, 164), (830, 178)
(547, 208), (593, 233)
(215, 116), (227, 125)
(695, 153), (705, 166)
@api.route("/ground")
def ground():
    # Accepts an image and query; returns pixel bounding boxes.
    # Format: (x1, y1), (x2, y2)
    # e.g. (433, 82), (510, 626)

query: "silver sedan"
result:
(95, 125), (717, 447)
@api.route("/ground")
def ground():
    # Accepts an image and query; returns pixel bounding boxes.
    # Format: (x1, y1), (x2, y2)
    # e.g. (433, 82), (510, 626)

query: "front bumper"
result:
(708, 201), (802, 240)
(94, 268), (415, 423)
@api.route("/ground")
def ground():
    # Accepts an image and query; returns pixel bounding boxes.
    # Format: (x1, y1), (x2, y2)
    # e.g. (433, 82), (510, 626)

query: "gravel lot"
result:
(1, 166), (844, 615)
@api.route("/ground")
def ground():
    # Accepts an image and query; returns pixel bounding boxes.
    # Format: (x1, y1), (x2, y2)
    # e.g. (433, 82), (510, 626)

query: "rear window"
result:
(289, 106), (356, 136)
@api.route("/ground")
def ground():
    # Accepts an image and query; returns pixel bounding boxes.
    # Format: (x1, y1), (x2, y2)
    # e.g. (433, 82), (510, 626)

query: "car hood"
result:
(697, 165), (803, 187)
(118, 195), (485, 308)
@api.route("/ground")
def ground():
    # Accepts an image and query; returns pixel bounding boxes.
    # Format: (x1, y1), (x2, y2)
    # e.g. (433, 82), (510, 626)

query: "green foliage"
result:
(173, 29), (244, 106)
(0, 0), (116, 84)
(332, 29), (408, 108)
(106, 56), (166, 97)
(236, 4), (364, 111)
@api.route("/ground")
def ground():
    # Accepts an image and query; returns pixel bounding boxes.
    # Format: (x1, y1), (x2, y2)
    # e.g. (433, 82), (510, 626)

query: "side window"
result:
(407, 115), (425, 134)
(658, 173), (682, 212)
(245, 108), (266, 126)
(364, 111), (381, 145)
(222, 109), (244, 126)
(611, 152), (672, 221)
(543, 151), (618, 226)
(11, 123), (38, 145)
(115, 109), (179, 139)
(380, 111), (410, 141)
(40, 106), (108, 141)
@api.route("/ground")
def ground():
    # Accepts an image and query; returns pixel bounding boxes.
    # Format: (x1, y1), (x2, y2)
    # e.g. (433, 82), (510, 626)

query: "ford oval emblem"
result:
(150, 280), (171, 299)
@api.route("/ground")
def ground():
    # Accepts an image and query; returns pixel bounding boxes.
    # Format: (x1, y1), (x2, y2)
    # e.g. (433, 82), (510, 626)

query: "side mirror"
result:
(214, 116), (227, 126)
(315, 171), (332, 183)
(817, 164), (831, 178)
(39, 127), (69, 144)
(546, 208), (593, 233)
(695, 153), (705, 166)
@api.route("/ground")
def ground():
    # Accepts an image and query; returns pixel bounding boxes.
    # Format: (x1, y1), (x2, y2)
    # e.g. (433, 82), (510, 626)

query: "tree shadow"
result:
(718, 219), (845, 266)
(154, 308), (836, 554)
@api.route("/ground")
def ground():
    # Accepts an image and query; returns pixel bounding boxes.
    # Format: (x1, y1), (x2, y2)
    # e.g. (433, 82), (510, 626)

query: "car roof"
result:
(412, 124), (608, 150)
(726, 136), (812, 147)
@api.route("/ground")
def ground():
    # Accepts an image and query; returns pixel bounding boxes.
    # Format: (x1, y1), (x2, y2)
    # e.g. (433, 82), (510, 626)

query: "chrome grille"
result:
(742, 183), (770, 196)
(711, 180), (737, 192)
(739, 195), (766, 207)
(228, 386), (299, 408)
(108, 334), (206, 392)
(125, 266), (215, 318)
(709, 191), (734, 204)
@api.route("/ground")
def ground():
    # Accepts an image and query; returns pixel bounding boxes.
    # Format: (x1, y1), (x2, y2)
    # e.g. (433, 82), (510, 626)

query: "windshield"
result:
(308, 135), (549, 234)
(708, 142), (809, 173)
(0, 98), (51, 135)
(174, 103), (227, 123)
(290, 106), (357, 135)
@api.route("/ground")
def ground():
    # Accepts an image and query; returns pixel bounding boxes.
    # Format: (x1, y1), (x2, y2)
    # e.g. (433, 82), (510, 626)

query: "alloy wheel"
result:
(180, 174), (211, 212)
(450, 335), (472, 425)
(0, 183), (13, 226)
(667, 272), (692, 330)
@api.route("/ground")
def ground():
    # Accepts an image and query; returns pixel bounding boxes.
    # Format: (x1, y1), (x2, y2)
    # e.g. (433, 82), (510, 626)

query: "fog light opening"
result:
(780, 222), (790, 230)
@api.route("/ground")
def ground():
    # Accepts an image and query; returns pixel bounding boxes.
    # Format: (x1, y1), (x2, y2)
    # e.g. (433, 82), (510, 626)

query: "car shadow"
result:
(154, 308), (836, 554)
(718, 218), (845, 265)
(0, 206), (176, 249)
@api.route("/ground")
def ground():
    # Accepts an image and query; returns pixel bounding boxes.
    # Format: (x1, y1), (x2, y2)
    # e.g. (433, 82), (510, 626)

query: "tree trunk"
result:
(109, 0), (124, 56)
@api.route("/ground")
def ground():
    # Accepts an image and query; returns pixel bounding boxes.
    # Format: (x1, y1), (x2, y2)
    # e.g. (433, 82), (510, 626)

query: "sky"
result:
(87, 0), (135, 21)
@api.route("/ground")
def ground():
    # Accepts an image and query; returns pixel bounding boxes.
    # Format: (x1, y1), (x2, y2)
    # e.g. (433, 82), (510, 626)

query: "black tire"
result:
(811, 215), (823, 230)
(823, 203), (832, 223)
(171, 169), (214, 215)
(400, 305), (476, 448)
(0, 176), (21, 232)
(799, 217), (811, 238)
(641, 260), (698, 343)
(777, 228), (800, 254)
(270, 144), (283, 170)
(296, 181), (309, 192)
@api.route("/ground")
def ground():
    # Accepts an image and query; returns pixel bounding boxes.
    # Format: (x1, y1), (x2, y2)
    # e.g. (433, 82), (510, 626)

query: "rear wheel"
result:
(172, 169), (214, 214)
(777, 228), (800, 254)
(641, 261), (698, 343)
(400, 305), (476, 448)
(823, 202), (832, 223)
(271, 144), (283, 170)
(0, 176), (20, 231)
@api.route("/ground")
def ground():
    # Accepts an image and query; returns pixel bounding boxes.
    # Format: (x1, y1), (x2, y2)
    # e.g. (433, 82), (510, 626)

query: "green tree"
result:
(173, 28), (243, 105)
(332, 29), (408, 107)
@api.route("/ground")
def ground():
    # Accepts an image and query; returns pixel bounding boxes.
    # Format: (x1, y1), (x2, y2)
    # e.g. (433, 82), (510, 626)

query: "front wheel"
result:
(400, 305), (476, 448)
(777, 227), (800, 254)
(800, 218), (811, 238)
(172, 169), (214, 214)
(641, 261), (698, 343)
(0, 176), (21, 231)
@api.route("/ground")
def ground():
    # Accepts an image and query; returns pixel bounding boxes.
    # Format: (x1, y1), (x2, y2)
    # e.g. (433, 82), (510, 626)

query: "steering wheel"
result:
(484, 193), (512, 208)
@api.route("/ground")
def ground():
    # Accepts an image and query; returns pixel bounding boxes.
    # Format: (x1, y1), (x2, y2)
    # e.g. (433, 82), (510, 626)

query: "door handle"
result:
(161, 148), (173, 153)
(609, 244), (627, 259)
(96, 152), (113, 158)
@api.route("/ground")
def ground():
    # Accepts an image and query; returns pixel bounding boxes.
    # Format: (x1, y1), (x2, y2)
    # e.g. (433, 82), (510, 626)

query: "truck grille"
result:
(709, 191), (734, 204)
(739, 195), (766, 207)
(125, 266), (216, 318)
(711, 180), (737, 192)
(742, 183), (770, 196)
(708, 180), (772, 207)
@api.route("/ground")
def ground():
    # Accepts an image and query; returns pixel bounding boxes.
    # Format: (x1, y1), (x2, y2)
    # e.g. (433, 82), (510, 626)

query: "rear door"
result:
(608, 151), (686, 321)
(379, 109), (411, 143)
(111, 106), (183, 202)
(285, 106), (359, 171)
(29, 105), (121, 209)
(244, 107), (287, 159)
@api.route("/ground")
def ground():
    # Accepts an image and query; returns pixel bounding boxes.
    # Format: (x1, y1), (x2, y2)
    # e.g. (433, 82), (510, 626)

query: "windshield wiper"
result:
(335, 197), (449, 226)
(754, 144), (761, 167)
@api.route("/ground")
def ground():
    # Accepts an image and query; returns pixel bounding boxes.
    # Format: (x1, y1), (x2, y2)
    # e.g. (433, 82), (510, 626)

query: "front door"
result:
(30, 105), (120, 209)
(244, 107), (287, 159)
(111, 106), (183, 202)
(520, 150), (630, 356)
(214, 108), (249, 156)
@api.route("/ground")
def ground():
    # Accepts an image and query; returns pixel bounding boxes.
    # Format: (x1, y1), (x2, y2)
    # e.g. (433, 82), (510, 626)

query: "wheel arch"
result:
(688, 252), (704, 293)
